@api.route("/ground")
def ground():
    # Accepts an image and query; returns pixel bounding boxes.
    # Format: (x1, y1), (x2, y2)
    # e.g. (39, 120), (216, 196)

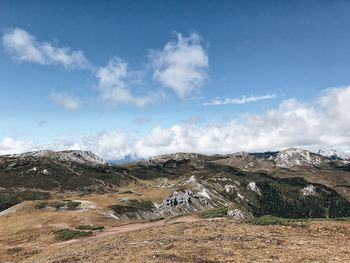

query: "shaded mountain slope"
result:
(1, 148), (350, 219)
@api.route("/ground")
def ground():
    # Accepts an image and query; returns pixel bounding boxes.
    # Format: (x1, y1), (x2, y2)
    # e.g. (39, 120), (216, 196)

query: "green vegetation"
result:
(248, 215), (293, 226)
(327, 217), (350, 221)
(297, 217), (350, 222)
(251, 178), (350, 219)
(55, 229), (93, 240)
(55, 224), (106, 240)
(0, 156), (133, 191)
(147, 216), (165, 222)
(76, 225), (104, 231)
(248, 215), (350, 227)
(66, 201), (81, 210)
(35, 201), (47, 209)
(127, 199), (154, 210)
(110, 199), (155, 214)
(0, 189), (50, 212)
(248, 215), (306, 228)
(199, 207), (227, 219)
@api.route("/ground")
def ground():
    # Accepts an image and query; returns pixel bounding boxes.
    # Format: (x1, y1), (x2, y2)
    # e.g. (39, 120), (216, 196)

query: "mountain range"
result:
(1, 147), (350, 220)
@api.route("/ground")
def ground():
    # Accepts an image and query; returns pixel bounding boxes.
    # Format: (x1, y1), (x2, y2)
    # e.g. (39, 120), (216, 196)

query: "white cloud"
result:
(96, 57), (162, 107)
(203, 94), (276, 106)
(2, 28), (90, 69)
(2, 86), (350, 160)
(0, 137), (35, 155)
(319, 86), (350, 130)
(151, 33), (208, 98)
(49, 92), (80, 110)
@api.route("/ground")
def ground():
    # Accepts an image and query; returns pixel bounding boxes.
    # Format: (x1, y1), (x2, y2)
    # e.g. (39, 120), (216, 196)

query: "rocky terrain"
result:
(1, 148), (350, 262)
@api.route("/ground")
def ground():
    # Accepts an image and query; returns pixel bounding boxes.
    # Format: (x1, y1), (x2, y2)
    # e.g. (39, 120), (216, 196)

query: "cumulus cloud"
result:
(2, 28), (90, 69)
(2, 86), (350, 160)
(49, 92), (80, 110)
(203, 94), (276, 106)
(96, 57), (162, 107)
(0, 137), (35, 155)
(319, 86), (350, 130)
(151, 33), (208, 98)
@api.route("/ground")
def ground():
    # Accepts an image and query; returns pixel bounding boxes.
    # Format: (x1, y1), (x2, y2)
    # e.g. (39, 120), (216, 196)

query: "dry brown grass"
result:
(2, 217), (349, 263)
(0, 179), (182, 262)
(1, 195), (349, 263)
(2, 177), (350, 263)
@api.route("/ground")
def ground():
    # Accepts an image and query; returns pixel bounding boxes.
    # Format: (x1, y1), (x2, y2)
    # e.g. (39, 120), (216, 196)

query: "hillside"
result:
(1, 148), (350, 262)
(1, 148), (350, 218)
(0, 150), (132, 191)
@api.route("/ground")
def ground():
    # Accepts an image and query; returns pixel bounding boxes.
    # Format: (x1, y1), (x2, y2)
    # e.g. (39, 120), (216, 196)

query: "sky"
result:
(1, 0), (350, 160)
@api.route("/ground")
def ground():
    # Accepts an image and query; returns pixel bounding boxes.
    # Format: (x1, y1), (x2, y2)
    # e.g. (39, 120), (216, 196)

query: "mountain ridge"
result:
(1, 147), (350, 222)
(4, 150), (106, 165)
(2, 147), (349, 166)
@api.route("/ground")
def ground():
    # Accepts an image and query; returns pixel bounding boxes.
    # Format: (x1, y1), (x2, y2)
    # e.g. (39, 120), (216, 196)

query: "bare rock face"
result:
(111, 175), (234, 220)
(227, 209), (253, 220)
(274, 148), (327, 168)
(247, 182), (262, 196)
(156, 189), (210, 216)
(300, 185), (317, 196)
(109, 189), (212, 220)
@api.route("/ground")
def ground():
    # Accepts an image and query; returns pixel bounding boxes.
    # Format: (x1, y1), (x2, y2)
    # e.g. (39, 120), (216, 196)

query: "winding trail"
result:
(53, 214), (201, 246)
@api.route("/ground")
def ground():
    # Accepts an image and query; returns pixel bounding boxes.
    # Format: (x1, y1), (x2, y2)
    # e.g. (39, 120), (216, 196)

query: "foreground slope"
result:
(3, 217), (350, 263)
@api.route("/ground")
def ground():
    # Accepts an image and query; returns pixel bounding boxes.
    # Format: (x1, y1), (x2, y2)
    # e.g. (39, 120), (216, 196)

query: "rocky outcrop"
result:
(227, 209), (253, 219)
(156, 189), (211, 216)
(300, 185), (317, 196)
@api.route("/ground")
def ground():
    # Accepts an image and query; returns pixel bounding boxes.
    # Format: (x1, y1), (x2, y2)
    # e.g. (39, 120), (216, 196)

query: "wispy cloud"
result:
(2, 28), (90, 70)
(150, 32), (208, 98)
(96, 57), (163, 107)
(49, 92), (81, 110)
(203, 94), (276, 106)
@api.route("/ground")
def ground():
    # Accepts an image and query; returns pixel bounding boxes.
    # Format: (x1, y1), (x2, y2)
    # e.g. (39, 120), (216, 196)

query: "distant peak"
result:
(8, 150), (106, 165)
(274, 148), (327, 168)
(317, 149), (350, 160)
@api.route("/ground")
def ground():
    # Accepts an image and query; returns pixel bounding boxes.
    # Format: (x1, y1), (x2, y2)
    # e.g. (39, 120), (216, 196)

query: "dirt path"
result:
(53, 214), (200, 246)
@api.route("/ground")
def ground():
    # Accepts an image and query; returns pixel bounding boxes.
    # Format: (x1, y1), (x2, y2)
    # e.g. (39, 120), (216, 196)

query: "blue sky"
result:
(1, 0), (350, 159)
